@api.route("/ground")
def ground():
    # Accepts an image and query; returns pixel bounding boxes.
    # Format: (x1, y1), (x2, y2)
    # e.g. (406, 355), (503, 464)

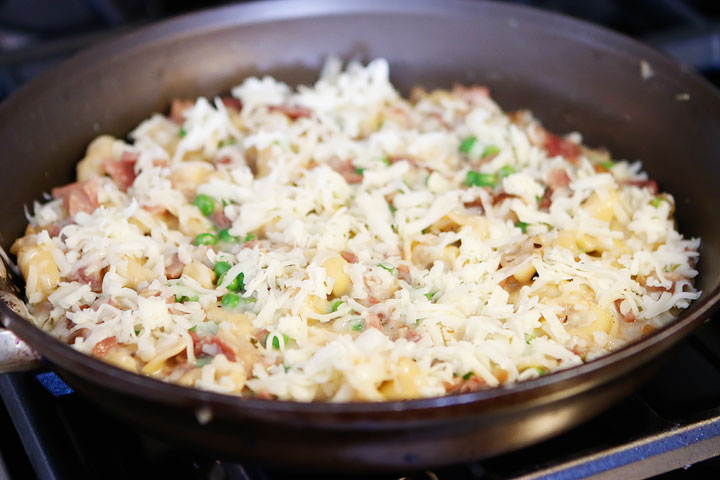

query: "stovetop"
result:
(2, 1), (720, 479)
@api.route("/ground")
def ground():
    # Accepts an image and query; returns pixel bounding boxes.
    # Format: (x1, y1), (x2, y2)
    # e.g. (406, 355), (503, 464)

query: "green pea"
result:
(222, 293), (240, 309)
(220, 271), (244, 292)
(350, 319), (364, 331)
(193, 233), (217, 246)
(465, 171), (496, 188)
(219, 228), (240, 243)
(193, 194), (215, 216)
(214, 261), (232, 278)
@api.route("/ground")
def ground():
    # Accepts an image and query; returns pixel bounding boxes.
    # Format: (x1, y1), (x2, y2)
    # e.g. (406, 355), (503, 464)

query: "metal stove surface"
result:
(2, 1), (720, 479)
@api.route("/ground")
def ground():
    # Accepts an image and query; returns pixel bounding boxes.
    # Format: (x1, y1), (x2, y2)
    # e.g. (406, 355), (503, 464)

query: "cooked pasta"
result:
(11, 58), (700, 401)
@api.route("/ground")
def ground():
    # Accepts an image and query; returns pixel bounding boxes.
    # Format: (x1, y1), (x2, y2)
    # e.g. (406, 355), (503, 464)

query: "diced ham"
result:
(445, 375), (488, 395)
(221, 96), (243, 112)
(538, 188), (553, 211)
(189, 331), (236, 362)
(52, 179), (100, 219)
(542, 132), (581, 163)
(388, 155), (421, 167)
(142, 204), (167, 215)
(268, 104), (312, 120)
(547, 168), (570, 190)
(452, 85), (490, 104)
(491, 192), (518, 206)
(92, 336), (118, 358)
(67, 266), (104, 292)
(103, 151), (138, 191)
(211, 211), (231, 230)
(614, 299), (635, 323)
(463, 198), (485, 214)
(165, 254), (184, 280)
(625, 179), (659, 195)
(328, 158), (363, 184)
(396, 264), (411, 283)
(340, 251), (358, 263)
(169, 99), (194, 124)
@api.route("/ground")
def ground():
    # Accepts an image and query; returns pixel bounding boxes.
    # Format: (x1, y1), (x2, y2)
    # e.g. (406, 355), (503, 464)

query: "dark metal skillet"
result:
(1, 0), (720, 471)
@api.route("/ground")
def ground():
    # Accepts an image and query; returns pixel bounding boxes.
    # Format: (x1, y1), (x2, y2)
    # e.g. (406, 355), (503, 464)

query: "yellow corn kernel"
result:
(117, 256), (156, 289)
(583, 190), (617, 222)
(513, 262), (537, 283)
(104, 347), (139, 372)
(183, 262), (216, 289)
(379, 358), (422, 400)
(322, 255), (351, 297)
(17, 245), (61, 302)
(77, 135), (116, 181)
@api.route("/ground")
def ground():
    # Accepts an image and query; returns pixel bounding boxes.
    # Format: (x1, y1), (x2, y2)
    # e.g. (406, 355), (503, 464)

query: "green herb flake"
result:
(195, 356), (212, 367)
(524, 333), (535, 344)
(651, 197), (665, 208)
(188, 295), (199, 302)
(174, 294), (187, 303)
(134, 328), (142, 335)
(330, 300), (344, 313)
(378, 264), (397, 275)
(388, 204), (397, 214)
(424, 292), (434, 301)
(459, 136), (477, 154)
(380, 155), (391, 166)
(219, 138), (237, 147)
(193, 232), (218, 246)
(515, 222), (528, 234)
(462, 371), (474, 380)
(243, 234), (256, 243)
(601, 160), (616, 169)
(179, 127), (187, 138)
(535, 367), (547, 376)
(354, 167), (365, 175)
(188, 325), (197, 333)
(481, 145), (500, 158)
(497, 165), (515, 177)
(193, 194), (215, 217)
(465, 170), (497, 188)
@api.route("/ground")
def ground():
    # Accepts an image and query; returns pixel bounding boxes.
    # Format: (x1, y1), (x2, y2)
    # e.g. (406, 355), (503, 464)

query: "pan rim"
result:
(2, 0), (720, 418)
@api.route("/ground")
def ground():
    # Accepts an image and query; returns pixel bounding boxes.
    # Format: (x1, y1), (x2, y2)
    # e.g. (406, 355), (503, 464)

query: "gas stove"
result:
(1, 1), (720, 479)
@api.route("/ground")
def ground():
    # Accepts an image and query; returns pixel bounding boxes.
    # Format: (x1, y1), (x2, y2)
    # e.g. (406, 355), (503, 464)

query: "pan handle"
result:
(0, 328), (40, 373)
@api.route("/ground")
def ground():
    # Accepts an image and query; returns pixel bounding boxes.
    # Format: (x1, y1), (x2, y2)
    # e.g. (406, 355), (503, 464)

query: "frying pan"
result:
(1, 0), (720, 471)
